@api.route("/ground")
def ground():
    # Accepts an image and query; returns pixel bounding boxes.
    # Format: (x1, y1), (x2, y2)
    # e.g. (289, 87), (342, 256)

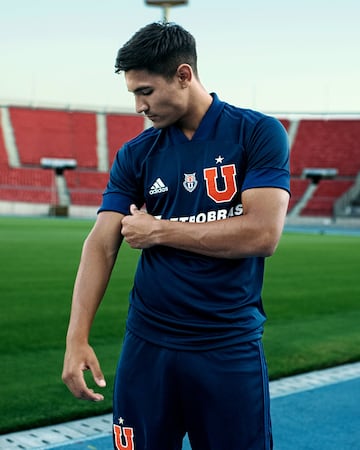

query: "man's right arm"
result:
(62, 211), (124, 401)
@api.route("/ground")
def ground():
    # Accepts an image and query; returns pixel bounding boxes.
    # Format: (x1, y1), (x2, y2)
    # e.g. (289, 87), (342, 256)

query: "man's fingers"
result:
(92, 365), (106, 391)
(65, 371), (105, 402)
(130, 204), (139, 215)
(87, 354), (106, 388)
(95, 377), (107, 388)
(63, 372), (92, 400)
(81, 361), (106, 401)
(62, 348), (106, 402)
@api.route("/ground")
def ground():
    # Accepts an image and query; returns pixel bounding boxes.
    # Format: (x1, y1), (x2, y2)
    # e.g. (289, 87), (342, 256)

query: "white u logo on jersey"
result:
(183, 173), (198, 192)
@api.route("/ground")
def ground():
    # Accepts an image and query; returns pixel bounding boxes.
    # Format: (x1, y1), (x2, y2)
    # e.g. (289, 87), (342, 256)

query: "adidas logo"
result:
(149, 178), (169, 195)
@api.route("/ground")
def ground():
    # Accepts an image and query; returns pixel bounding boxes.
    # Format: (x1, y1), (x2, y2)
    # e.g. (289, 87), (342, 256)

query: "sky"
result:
(1, 0), (359, 114)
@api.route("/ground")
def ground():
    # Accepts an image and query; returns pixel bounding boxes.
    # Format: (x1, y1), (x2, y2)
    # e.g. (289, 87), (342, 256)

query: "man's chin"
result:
(150, 120), (167, 129)
(146, 116), (172, 129)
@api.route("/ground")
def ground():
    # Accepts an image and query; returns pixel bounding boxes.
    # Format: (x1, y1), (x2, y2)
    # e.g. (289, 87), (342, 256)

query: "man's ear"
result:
(176, 64), (192, 86)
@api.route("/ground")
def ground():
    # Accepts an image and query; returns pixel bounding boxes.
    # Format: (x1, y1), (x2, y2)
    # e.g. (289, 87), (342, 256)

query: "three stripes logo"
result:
(149, 178), (169, 195)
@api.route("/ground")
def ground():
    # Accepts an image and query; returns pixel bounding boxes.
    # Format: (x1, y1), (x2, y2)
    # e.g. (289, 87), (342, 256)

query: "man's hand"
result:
(62, 343), (106, 402)
(121, 204), (158, 249)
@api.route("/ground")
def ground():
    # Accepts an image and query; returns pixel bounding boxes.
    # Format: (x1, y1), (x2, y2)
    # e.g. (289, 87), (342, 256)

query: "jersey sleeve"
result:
(98, 143), (144, 215)
(242, 117), (291, 194)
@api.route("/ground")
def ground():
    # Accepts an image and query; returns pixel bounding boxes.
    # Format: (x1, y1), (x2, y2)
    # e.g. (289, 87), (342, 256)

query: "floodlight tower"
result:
(145, 0), (188, 22)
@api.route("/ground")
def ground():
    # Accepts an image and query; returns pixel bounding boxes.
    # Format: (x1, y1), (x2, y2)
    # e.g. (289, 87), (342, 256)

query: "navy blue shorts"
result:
(112, 331), (272, 450)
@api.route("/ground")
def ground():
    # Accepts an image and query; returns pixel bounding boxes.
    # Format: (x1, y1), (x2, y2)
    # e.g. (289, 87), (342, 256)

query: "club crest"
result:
(183, 173), (198, 193)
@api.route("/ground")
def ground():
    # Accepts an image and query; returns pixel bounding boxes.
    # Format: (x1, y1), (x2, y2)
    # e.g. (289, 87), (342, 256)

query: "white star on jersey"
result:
(215, 155), (224, 164)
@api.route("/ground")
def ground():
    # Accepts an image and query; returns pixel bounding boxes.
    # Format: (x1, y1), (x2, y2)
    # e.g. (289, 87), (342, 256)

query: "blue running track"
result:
(1, 363), (359, 450)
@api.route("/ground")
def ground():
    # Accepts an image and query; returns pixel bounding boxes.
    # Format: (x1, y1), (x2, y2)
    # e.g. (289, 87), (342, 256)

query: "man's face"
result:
(125, 69), (188, 129)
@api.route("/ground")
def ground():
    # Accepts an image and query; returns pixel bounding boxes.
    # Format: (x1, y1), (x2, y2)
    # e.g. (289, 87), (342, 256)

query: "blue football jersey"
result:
(99, 93), (290, 350)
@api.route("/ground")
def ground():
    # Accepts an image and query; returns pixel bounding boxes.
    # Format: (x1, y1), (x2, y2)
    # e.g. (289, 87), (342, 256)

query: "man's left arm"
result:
(121, 187), (290, 259)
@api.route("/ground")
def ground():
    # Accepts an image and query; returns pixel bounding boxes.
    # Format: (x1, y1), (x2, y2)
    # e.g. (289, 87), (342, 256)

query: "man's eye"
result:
(141, 89), (153, 96)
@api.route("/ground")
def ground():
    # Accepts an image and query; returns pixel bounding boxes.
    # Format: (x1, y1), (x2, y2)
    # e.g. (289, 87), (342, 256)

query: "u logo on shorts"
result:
(113, 424), (135, 450)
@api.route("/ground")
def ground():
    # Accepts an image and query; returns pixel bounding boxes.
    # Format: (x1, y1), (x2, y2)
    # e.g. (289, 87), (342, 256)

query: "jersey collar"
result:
(169, 93), (225, 143)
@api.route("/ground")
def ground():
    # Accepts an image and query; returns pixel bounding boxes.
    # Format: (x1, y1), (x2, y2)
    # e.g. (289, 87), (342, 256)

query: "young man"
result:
(62, 22), (290, 450)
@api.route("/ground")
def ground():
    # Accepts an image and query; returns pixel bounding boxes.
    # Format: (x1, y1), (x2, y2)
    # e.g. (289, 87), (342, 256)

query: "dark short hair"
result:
(115, 22), (198, 79)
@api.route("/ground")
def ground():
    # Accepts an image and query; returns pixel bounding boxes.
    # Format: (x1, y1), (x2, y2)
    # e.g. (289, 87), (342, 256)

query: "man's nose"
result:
(135, 98), (149, 114)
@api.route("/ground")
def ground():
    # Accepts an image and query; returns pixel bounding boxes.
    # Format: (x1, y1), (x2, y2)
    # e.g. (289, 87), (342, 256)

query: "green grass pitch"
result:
(0, 216), (359, 433)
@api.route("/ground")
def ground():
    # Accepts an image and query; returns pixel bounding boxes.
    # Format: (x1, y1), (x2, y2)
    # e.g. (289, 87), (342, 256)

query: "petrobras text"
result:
(154, 203), (243, 222)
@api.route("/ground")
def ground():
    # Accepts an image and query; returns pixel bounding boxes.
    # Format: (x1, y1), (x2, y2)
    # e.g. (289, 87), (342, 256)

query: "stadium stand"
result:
(301, 179), (354, 217)
(0, 167), (54, 204)
(287, 118), (360, 218)
(0, 114), (55, 205)
(1, 104), (360, 220)
(8, 107), (99, 168)
(290, 119), (360, 177)
(0, 105), (145, 215)
(64, 171), (110, 207)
